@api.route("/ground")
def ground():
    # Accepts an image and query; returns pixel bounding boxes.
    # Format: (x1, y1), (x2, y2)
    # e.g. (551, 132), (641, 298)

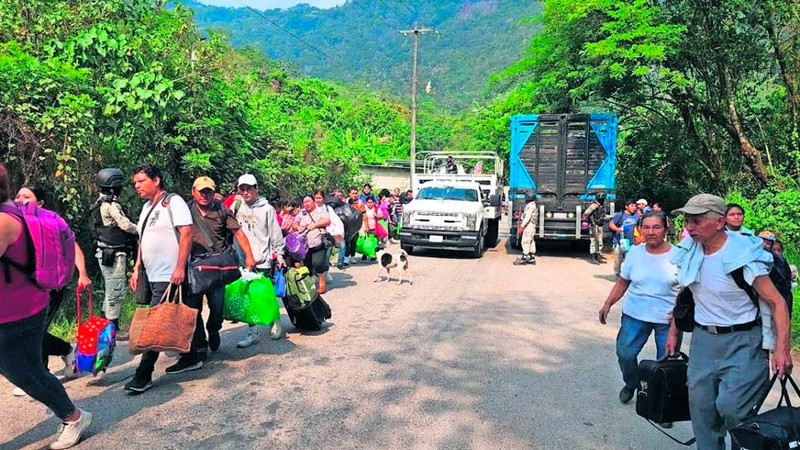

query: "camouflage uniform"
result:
(514, 200), (538, 265)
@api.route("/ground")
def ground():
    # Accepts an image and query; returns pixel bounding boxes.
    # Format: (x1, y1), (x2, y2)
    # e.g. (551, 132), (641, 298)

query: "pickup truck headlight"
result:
(465, 213), (477, 229)
(402, 211), (411, 224)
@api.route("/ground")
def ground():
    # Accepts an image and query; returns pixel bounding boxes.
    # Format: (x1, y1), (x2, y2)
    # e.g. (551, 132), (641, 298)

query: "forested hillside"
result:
(184, 0), (541, 110)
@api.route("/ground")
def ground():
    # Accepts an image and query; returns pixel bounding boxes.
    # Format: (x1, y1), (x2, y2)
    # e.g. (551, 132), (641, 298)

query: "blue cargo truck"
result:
(508, 113), (618, 245)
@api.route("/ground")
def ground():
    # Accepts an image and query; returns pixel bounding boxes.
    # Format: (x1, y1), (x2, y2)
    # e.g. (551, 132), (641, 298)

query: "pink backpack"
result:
(0, 202), (76, 290)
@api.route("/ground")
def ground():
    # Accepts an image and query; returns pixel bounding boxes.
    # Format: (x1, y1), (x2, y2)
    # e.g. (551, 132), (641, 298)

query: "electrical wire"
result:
(233, 0), (349, 69)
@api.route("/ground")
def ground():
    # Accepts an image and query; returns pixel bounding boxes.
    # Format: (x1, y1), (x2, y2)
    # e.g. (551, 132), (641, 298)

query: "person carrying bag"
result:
(131, 284), (197, 354)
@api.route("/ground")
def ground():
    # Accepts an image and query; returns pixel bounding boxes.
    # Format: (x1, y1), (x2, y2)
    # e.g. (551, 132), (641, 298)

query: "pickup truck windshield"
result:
(417, 186), (479, 202)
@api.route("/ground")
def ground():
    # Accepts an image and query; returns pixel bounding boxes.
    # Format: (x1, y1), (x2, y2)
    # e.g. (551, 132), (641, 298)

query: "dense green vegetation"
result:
(184, 0), (541, 110)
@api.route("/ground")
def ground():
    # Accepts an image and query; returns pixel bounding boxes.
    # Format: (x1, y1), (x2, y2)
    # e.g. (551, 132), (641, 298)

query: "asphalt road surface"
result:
(2, 227), (696, 449)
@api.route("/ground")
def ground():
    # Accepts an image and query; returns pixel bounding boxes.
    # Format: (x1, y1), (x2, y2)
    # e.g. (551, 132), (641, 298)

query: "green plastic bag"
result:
(356, 233), (378, 258)
(223, 275), (280, 325)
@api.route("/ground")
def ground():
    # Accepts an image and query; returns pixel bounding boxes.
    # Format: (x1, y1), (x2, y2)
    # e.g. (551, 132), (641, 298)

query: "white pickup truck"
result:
(399, 152), (503, 258)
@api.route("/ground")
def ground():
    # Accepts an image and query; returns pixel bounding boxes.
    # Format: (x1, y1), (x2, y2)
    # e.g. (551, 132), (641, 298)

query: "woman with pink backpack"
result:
(0, 163), (93, 449)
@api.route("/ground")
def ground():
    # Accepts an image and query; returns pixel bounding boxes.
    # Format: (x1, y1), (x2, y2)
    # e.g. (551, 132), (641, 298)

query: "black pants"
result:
(304, 245), (329, 275)
(188, 285), (225, 351)
(43, 290), (72, 369)
(345, 234), (358, 258)
(135, 282), (204, 376)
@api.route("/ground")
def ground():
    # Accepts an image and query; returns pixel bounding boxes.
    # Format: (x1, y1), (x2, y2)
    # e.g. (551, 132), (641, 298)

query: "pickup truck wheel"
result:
(484, 219), (499, 249)
(471, 232), (484, 258)
(401, 243), (413, 255)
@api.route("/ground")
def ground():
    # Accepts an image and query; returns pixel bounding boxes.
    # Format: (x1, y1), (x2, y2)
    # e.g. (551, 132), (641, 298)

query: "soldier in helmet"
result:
(582, 192), (608, 265)
(514, 189), (539, 265)
(91, 168), (138, 339)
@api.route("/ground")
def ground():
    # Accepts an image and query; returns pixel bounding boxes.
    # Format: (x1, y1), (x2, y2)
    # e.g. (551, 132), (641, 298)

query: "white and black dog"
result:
(374, 249), (412, 285)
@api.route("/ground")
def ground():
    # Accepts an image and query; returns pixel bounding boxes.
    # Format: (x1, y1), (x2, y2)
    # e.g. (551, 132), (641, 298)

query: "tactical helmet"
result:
(596, 192), (606, 200)
(95, 168), (125, 189)
(525, 189), (536, 203)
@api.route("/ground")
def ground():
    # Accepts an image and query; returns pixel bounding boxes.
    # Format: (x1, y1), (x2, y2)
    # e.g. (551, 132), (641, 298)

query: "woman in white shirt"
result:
(598, 212), (681, 418)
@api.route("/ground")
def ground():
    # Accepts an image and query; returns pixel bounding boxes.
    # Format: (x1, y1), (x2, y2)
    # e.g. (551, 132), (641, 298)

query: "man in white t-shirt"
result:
(666, 194), (792, 450)
(125, 163), (193, 394)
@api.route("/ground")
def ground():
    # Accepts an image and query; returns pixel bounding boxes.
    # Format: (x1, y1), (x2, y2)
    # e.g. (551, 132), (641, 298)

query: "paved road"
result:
(2, 227), (694, 449)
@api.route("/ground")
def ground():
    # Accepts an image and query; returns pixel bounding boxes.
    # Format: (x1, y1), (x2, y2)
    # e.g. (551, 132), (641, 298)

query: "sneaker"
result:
(209, 333), (221, 352)
(349, 256), (357, 265)
(237, 332), (260, 348)
(50, 408), (92, 449)
(165, 358), (203, 375)
(62, 344), (77, 379)
(337, 263), (345, 270)
(269, 321), (283, 340)
(12, 386), (26, 397)
(659, 422), (673, 429)
(124, 373), (153, 394)
(513, 257), (528, 266)
(619, 386), (635, 404)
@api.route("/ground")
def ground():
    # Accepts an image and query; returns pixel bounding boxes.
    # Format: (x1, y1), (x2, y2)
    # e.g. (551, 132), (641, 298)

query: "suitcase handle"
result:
(76, 287), (94, 326)
(657, 352), (688, 363)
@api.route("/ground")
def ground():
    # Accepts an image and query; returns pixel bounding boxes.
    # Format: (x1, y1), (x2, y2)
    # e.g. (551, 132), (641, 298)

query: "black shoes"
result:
(124, 373), (153, 394)
(619, 386), (635, 404)
(209, 333), (221, 352)
(590, 253), (601, 265)
(166, 358), (203, 375)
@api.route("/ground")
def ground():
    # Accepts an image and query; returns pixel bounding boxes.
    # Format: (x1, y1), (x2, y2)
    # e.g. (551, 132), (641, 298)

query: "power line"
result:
(233, 0), (348, 69)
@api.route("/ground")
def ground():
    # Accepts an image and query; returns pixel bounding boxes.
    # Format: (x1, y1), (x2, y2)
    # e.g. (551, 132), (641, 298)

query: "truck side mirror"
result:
(489, 194), (501, 207)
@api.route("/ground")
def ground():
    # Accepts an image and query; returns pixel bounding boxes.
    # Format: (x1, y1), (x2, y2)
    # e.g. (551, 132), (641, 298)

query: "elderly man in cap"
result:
(666, 194), (792, 450)
(635, 198), (650, 215)
(170, 176), (256, 373)
(230, 174), (286, 348)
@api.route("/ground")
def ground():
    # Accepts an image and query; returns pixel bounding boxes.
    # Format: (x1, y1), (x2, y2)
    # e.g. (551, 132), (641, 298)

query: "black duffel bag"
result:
(187, 246), (240, 295)
(731, 374), (800, 450)
(636, 352), (696, 446)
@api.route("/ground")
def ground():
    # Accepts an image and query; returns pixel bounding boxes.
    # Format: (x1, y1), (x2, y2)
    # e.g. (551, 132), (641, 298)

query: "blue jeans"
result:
(0, 308), (76, 419)
(616, 313), (670, 389)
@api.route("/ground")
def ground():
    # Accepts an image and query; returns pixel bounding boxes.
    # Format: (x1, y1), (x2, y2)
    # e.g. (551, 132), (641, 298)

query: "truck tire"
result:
(484, 219), (499, 249)
(401, 243), (413, 255)
(471, 231), (484, 258)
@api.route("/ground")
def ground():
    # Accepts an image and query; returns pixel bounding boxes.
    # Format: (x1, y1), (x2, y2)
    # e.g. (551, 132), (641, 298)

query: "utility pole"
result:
(399, 25), (433, 191)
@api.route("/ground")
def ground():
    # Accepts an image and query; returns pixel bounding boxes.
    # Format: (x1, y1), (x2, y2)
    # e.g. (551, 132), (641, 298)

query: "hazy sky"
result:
(196, 0), (346, 9)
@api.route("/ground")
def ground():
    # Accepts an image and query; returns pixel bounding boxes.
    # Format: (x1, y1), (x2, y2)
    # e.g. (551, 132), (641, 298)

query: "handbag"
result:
(133, 284), (197, 354)
(273, 268), (287, 297)
(187, 203), (241, 295)
(636, 352), (695, 446)
(188, 246), (240, 295)
(731, 374), (800, 449)
(322, 232), (336, 249)
(127, 306), (151, 355)
(286, 232), (308, 261)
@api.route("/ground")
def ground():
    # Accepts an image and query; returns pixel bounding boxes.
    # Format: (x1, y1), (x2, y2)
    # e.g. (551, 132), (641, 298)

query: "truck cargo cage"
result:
(508, 113), (617, 242)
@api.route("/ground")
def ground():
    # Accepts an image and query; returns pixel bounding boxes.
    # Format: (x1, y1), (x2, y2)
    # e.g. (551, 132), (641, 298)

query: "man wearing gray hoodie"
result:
(231, 174), (286, 348)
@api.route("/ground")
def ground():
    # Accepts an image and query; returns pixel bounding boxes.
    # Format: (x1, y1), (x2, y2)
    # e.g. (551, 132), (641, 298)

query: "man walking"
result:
(185, 176), (256, 363)
(125, 163), (193, 394)
(91, 168), (138, 340)
(666, 194), (792, 450)
(232, 174), (286, 348)
(582, 192), (607, 265)
(608, 200), (639, 276)
(513, 190), (538, 265)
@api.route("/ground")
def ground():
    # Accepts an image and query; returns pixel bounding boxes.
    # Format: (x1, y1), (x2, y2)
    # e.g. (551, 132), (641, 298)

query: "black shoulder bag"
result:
(672, 267), (760, 333)
(187, 202), (241, 295)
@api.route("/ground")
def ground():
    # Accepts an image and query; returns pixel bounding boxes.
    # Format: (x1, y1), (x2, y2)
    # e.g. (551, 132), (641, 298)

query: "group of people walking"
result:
(0, 161), (412, 449)
(597, 193), (794, 449)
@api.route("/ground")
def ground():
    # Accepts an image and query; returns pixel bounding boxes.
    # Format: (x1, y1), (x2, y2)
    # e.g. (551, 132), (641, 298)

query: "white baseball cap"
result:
(636, 198), (648, 206)
(237, 174), (258, 187)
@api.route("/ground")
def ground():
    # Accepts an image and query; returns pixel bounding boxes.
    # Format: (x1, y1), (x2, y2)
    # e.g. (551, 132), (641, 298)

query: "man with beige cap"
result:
(666, 193), (792, 450)
(169, 175), (257, 373)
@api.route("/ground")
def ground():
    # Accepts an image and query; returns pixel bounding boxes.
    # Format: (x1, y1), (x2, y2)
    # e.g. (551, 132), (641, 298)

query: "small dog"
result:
(374, 249), (412, 285)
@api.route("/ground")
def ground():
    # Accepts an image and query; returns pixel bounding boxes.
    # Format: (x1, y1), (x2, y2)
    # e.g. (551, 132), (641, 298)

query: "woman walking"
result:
(598, 212), (681, 425)
(292, 194), (331, 293)
(0, 164), (92, 449)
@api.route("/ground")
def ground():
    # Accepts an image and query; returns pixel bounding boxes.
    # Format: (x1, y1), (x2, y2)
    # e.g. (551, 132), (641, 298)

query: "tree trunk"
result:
(764, 17), (800, 155)
(721, 68), (770, 184)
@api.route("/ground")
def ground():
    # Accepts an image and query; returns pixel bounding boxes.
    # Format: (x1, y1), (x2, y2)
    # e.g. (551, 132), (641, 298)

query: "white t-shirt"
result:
(620, 244), (680, 324)
(690, 241), (760, 327)
(137, 194), (193, 282)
